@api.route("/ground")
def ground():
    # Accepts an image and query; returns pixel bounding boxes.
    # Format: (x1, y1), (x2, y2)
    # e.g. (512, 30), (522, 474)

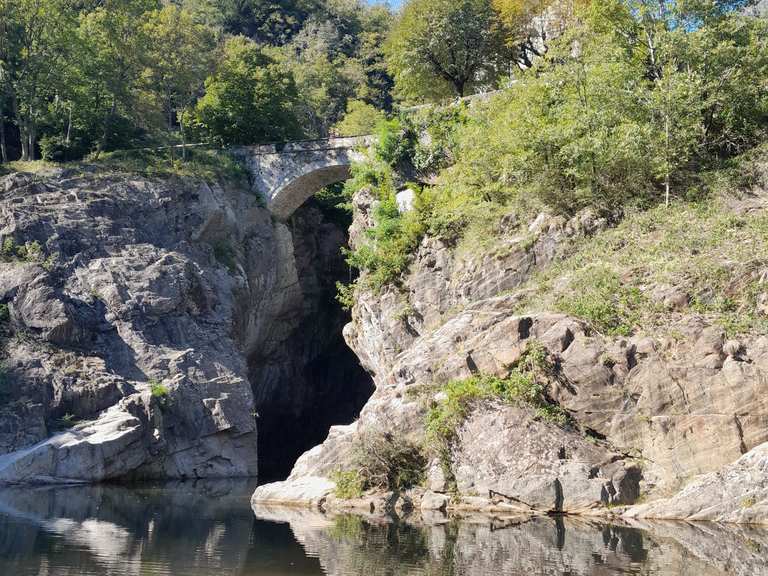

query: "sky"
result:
(368, 0), (403, 8)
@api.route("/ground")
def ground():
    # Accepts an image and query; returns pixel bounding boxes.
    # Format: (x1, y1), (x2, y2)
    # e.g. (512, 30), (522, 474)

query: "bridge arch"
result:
(236, 136), (370, 221)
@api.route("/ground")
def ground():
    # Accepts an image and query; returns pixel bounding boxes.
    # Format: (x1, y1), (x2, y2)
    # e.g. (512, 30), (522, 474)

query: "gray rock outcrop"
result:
(0, 168), (345, 483)
(254, 188), (768, 524)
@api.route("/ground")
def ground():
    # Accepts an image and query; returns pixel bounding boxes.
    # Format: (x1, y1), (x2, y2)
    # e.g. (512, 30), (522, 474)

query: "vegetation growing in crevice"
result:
(150, 380), (170, 409)
(338, 112), (462, 296)
(331, 427), (427, 499)
(212, 240), (238, 273)
(555, 265), (647, 337)
(56, 413), (80, 429)
(1, 238), (45, 263)
(425, 341), (569, 479)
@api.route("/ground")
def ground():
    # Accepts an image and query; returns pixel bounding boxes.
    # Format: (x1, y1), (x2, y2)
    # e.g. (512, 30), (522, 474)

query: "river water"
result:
(0, 480), (766, 576)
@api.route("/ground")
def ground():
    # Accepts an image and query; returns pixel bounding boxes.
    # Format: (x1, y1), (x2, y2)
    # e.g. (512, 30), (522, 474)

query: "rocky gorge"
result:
(255, 179), (768, 526)
(0, 157), (767, 529)
(0, 166), (371, 484)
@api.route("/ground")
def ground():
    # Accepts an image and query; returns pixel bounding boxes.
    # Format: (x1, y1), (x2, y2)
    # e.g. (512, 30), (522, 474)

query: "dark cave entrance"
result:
(250, 191), (374, 482)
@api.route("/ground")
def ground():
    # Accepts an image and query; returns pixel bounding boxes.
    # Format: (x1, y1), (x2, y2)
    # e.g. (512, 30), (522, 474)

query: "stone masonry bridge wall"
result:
(234, 136), (372, 220)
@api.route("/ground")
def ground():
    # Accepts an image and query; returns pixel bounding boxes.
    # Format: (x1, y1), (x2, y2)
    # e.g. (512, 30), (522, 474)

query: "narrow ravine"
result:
(248, 199), (374, 481)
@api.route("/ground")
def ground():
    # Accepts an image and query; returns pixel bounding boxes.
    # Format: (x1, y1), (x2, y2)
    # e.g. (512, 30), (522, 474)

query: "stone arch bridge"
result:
(234, 136), (372, 221)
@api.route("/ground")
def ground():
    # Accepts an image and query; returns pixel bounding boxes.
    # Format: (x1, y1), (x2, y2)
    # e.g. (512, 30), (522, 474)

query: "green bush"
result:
(332, 428), (427, 499)
(410, 104), (469, 173)
(58, 413), (79, 429)
(0, 238), (45, 263)
(334, 101), (386, 137)
(374, 118), (415, 167)
(150, 380), (169, 399)
(335, 281), (357, 311)
(331, 469), (365, 499)
(1, 238), (17, 261)
(555, 265), (646, 337)
(39, 134), (89, 163)
(212, 241), (237, 273)
(339, 155), (430, 294)
(426, 342), (568, 466)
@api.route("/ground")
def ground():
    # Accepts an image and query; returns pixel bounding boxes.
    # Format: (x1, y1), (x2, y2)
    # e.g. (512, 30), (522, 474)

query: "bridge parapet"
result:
(245, 135), (374, 156)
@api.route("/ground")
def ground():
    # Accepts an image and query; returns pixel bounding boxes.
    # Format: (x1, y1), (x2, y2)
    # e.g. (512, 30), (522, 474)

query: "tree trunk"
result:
(27, 124), (36, 161)
(65, 104), (72, 145)
(96, 100), (117, 161)
(664, 112), (671, 207)
(20, 120), (29, 162)
(180, 113), (187, 162)
(0, 118), (7, 164)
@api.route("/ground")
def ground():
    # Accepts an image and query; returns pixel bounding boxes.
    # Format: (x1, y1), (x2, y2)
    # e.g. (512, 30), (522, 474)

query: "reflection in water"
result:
(0, 482), (767, 576)
(255, 506), (768, 576)
(0, 480), (323, 576)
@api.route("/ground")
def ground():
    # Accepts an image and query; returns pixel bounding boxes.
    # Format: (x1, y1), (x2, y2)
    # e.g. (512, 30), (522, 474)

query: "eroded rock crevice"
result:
(247, 200), (374, 481)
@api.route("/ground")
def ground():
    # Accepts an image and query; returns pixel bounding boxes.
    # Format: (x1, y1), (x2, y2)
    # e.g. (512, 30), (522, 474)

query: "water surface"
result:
(0, 481), (766, 575)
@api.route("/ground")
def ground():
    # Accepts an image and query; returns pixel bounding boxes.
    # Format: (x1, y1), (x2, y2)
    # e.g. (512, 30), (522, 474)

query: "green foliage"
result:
(353, 3), (768, 271)
(141, 4), (218, 150)
(333, 100), (386, 137)
(332, 428), (427, 499)
(514, 151), (768, 338)
(77, 0), (161, 158)
(555, 265), (646, 336)
(263, 2), (394, 137)
(425, 342), (567, 465)
(374, 118), (415, 166)
(0, 0), (80, 161)
(343, 188), (427, 290)
(188, 37), (302, 145)
(0, 0), (393, 162)
(385, 0), (507, 99)
(313, 182), (353, 229)
(89, 147), (248, 183)
(212, 240), (237, 273)
(1, 239), (16, 261)
(331, 469), (365, 499)
(39, 135), (89, 163)
(339, 105), (476, 293)
(0, 238), (44, 263)
(410, 104), (469, 173)
(335, 281), (357, 311)
(150, 380), (169, 402)
(58, 413), (79, 429)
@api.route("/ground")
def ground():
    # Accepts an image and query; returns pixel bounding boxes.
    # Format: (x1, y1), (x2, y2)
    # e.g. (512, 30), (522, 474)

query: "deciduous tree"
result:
(187, 36), (302, 145)
(385, 0), (507, 100)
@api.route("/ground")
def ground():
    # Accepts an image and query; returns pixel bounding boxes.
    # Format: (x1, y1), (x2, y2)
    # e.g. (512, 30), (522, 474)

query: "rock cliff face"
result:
(0, 168), (370, 484)
(254, 186), (768, 525)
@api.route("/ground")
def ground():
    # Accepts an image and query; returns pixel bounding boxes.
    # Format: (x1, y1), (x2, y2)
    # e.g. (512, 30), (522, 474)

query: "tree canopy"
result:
(385, 0), (507, 99)
(187, 36), (302, 145)
(0, 0), (396, 162)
